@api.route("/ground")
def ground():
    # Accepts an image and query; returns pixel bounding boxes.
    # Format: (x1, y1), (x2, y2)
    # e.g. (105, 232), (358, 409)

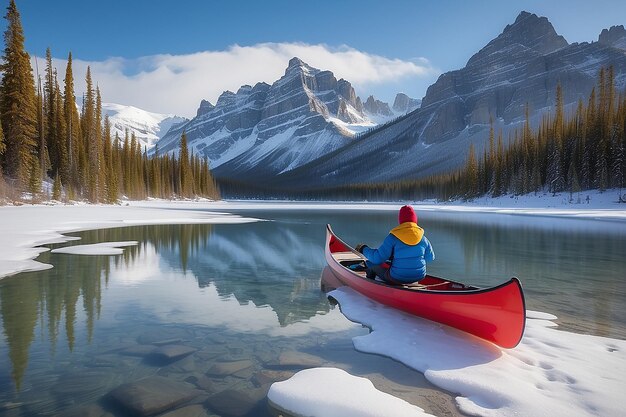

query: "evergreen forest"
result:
(0, 0), (219, 203)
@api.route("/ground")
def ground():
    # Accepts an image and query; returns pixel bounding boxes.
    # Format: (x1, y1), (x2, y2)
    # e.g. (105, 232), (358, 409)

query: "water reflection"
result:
(0, 209), (624, 416)
(0, 222), (331, 393)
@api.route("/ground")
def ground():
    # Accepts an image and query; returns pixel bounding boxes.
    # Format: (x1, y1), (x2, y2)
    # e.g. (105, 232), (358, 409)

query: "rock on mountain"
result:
(598, 25), (626, 50)
(363, 95), (393, 118)
(361, 93), (420, 123)
(155, 57), (374, 177)
(102, 103), (187, 150)
(266, 11), (626, 190)
(392, 93), (421, 113)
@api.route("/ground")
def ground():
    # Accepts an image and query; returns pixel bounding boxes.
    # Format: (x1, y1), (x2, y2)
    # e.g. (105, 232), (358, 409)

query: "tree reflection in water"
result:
(0, 221), (331, 391)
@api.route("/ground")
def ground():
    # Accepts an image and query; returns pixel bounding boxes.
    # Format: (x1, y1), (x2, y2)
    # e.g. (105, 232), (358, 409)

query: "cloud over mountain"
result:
(38, 43), (437, 118)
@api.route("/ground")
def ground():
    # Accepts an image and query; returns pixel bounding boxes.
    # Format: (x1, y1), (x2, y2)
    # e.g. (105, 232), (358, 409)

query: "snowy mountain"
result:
(155, 57), (380, 176)
(263, 11), (626, 190)
(102, 103), (187, 150)
(362, 93), (421, 123)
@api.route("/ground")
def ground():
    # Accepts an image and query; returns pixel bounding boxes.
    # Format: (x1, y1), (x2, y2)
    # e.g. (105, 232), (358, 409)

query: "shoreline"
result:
(2, 194), (625, 280)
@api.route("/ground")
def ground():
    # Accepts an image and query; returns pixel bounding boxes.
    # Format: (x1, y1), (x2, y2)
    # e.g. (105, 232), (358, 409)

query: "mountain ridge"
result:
(250, 11), (626, 190)
(152, 57), (419, 178)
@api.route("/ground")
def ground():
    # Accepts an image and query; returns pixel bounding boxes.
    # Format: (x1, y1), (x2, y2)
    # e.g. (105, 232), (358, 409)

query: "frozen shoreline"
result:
(0, 202), (260, 280)
(2, 190), (625, 280)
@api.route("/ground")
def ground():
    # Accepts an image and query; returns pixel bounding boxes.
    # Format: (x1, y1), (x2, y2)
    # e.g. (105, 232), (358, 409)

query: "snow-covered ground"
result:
(0, 202), (259, 279)
(312, 288), (626, 417)
(1, 191), (625, 417)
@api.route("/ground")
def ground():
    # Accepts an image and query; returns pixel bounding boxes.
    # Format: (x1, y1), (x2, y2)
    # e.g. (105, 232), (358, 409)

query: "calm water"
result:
(1, 207), (625, 416)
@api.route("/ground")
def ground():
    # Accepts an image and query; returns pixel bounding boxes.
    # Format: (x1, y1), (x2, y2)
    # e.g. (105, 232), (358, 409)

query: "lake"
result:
(1, 206), (625, 416)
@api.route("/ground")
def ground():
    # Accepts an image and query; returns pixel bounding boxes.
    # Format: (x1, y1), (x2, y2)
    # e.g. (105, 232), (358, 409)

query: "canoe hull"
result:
(324, 224), (526, 348)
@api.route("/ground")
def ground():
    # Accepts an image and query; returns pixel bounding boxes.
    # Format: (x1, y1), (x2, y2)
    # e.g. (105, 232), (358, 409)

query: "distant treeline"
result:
(0, 0), (219, 203)
(221, 67), (626, 202)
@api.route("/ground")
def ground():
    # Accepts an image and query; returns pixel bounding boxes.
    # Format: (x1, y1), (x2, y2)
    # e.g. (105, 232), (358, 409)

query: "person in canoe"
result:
(355, 205), (435, 284)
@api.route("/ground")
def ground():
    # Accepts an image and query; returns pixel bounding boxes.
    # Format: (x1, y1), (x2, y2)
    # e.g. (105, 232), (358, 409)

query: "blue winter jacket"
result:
(362, 222), (435, 283)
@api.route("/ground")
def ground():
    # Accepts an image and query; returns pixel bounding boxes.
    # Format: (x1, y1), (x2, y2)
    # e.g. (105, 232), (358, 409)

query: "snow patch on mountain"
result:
(102, 103), (187, 150)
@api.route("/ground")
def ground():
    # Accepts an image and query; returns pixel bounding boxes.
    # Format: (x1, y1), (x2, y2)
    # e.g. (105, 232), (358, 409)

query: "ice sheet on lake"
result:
(51, 241), (138, 256)
(327, 286), (626, 417)
(0, 203), (260, 279)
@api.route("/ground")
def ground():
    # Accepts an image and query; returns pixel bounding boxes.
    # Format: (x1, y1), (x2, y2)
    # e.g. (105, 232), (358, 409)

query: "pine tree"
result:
(83, 67), (99, 202)
(52, 70), (67, 182)
(27, 156), (41, 197)
(102, 115), (117, 203)
(492, 131), (504, 197)
(487, 116), (495, 191)
(179, 132), (192, 197)
(0, 0), (39, 187)
(44, 48), (58, 175)
(63, 52), (81, 192)
(95, 87), (105, 201)
(35, 58), (49, 181)
(52, 171), (62, 201)
(465, 143), (478, 199)
(122, 130), (130, 196)
(0, 119), (5, 158)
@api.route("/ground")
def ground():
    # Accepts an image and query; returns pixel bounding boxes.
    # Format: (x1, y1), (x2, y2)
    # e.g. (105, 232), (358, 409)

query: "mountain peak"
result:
(288, 56), (304, 68)
(467, 11), (568, 67)
(598, 25), (626, 49)
(196, 99), (214, 117)
(502, 11), (568, 53)
(285, 56), (318, 76)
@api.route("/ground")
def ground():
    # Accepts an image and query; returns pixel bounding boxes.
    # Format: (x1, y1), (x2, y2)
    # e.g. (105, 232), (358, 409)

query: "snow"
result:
(268, 368), (435, 417)
(103, 102), (187, 150)
(2, 197), (625, 416)
(50, 241), (138, 255)
(0, 202), (259, 280)
(324, 287), (626, 417)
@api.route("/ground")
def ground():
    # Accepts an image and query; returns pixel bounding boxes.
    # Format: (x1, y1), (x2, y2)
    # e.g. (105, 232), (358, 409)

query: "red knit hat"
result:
(398, 205), (417, 224)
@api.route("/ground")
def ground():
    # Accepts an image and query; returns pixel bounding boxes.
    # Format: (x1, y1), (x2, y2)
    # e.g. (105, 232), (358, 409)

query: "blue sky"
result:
(6, 0), (626, 116)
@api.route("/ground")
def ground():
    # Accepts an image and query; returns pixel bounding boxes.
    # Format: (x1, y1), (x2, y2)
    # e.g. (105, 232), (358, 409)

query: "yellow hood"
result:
(390, 222), (424, 245)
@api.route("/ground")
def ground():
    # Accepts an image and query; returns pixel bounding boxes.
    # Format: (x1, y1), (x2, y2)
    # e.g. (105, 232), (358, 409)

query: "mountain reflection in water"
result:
(0, 222), (330, 391)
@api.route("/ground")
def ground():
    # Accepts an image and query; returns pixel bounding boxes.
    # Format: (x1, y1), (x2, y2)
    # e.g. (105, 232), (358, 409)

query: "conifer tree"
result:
(102, 115), (118, 203)
(63, 52), (81, 192)
(492, 132), (504, 197)
(35, 59), (49, 181)
(122, 130), (130, 196)
(44, 48), (58, 175)
(95, 87), (105, 201)
(0, 118), (5, 158)
(83, 67), (98, 202)
(52, 171), (61, 201)
(465, 143), (478, 198)
(179, 132), (192, 197)
(52, 70), (67, 181)
(0, 0), (38, 187)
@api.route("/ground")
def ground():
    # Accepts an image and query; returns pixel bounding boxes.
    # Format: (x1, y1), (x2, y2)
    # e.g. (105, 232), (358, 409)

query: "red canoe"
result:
(324, 224), (526, 348)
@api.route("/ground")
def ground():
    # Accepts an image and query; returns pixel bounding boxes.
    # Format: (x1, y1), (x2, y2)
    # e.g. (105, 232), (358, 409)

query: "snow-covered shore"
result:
(0, 202), (259, 280)
(3, 189), (623, 281)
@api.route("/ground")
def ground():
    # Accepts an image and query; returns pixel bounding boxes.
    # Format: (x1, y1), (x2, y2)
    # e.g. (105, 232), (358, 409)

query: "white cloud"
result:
(37, 43), (438, 118)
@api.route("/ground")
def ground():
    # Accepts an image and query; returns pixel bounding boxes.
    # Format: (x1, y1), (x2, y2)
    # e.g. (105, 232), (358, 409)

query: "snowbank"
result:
(327, 287), (626, 417)
(268, 368), (435, 417)
(0, 203), (259, 280)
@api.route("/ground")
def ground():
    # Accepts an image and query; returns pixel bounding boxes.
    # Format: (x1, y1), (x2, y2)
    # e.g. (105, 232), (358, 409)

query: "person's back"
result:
(357, 205), (435, 284)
